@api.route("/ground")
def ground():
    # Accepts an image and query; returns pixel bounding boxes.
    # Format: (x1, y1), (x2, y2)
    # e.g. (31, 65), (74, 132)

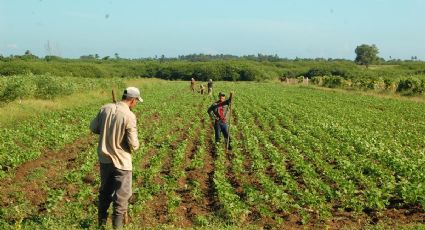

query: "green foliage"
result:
(1, 81), (425, 229)
(0, 59), (281, 81)
(305, 67), (332, 78)
(1, 57), (425, 90)
(34, 75), (74, 99)
(44, 55), (63, 62)
(0, 76), (36, 102)
(310, 76), (322, 85)
(0, 74), (124, 104)
(297, 76), (304, 83)
(321, 76), (345, 88)
(397, 78), (425, 95)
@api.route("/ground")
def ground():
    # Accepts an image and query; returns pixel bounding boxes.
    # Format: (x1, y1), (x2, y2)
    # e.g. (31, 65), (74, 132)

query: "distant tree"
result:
(114, 53), (120, 59)
(377, 57), (385, 64)
(355, 44), (379, 68)
(95, 54), (99, 59)
(80, 54), (95, 60)
(44, 55), (62, 61)
(21, 50), (38, 60)
(102, 56), (110, 60)
(160, 54), (165, 63)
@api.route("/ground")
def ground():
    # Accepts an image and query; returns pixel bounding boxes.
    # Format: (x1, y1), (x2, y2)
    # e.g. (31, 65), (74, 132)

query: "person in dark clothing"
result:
(207, 92), (233, 150)
(207, 79), (213, 96)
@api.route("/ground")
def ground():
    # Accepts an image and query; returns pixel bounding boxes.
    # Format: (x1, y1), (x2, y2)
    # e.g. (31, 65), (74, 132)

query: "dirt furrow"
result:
(171, 97), (217, 227)
(0, 134), (97, 213)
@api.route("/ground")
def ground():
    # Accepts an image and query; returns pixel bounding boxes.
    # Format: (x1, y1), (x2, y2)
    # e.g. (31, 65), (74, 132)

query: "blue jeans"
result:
(214, 121), (231, 145)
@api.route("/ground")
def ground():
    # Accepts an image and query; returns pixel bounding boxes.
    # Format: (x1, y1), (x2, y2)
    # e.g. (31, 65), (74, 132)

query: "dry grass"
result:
(0, 90), (108, 128)
(0, 78), (162, 128)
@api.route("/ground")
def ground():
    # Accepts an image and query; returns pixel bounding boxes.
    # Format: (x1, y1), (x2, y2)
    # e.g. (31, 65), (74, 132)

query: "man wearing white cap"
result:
(190, 78), (196, 92)
(90, 86), (143, 229)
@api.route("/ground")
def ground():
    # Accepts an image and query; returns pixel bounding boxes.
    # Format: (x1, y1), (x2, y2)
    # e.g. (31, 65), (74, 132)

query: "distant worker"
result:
(207, 79), (213, 96)
(90, 87), (143, 229)
(200, 84), (205, 95)
(208, 92), (233, 150)
(190, 78), (196, 92)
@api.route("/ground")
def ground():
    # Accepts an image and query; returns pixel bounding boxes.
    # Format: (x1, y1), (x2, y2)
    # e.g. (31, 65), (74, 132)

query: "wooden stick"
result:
(226, 92), (233, 151)
(112, 89), (116, 103)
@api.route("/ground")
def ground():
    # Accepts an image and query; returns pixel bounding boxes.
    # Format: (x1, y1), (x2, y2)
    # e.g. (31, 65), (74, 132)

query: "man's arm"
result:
(90, 111), (101, 134)
(224, 92), (234, 105)
(207, 104), (219, 121)
(126, 116), (140, 152)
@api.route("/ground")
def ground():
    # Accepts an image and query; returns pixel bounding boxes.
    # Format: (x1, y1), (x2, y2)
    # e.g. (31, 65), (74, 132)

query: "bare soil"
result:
(0, 135), (96, 213)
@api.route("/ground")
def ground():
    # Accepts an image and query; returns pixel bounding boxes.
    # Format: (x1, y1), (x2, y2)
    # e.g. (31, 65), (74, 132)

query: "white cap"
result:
(124, 87), (143, 102)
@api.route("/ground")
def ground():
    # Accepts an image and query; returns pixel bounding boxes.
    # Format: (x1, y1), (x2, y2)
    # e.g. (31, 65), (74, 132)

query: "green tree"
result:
(355, 44), (379, 68)
(21, 50), (38, 60)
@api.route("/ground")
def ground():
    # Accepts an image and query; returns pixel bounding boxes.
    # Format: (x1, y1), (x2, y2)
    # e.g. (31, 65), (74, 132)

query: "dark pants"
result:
(98, 163), (132, 225)
(214, 121), (231, 146)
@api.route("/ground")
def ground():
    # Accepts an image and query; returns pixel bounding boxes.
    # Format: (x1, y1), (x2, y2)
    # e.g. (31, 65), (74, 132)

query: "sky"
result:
(0, 0), (424, 60)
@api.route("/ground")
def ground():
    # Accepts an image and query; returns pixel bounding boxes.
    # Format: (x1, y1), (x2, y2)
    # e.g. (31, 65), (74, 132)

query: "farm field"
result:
(0, 79), (424, 229)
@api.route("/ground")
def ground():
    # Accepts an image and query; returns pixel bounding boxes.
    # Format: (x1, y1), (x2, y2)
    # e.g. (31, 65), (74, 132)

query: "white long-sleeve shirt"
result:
(90, 102), (139, 171)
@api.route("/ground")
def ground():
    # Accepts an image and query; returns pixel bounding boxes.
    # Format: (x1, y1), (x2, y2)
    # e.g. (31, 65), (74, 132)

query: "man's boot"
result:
(98, 218), (107, 229)
(112, 214), (124, 229)
(98, 213), (108, 229)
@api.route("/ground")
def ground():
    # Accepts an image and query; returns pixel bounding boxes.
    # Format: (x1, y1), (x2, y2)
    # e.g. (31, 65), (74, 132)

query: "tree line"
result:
(0, 57), (424, 80)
